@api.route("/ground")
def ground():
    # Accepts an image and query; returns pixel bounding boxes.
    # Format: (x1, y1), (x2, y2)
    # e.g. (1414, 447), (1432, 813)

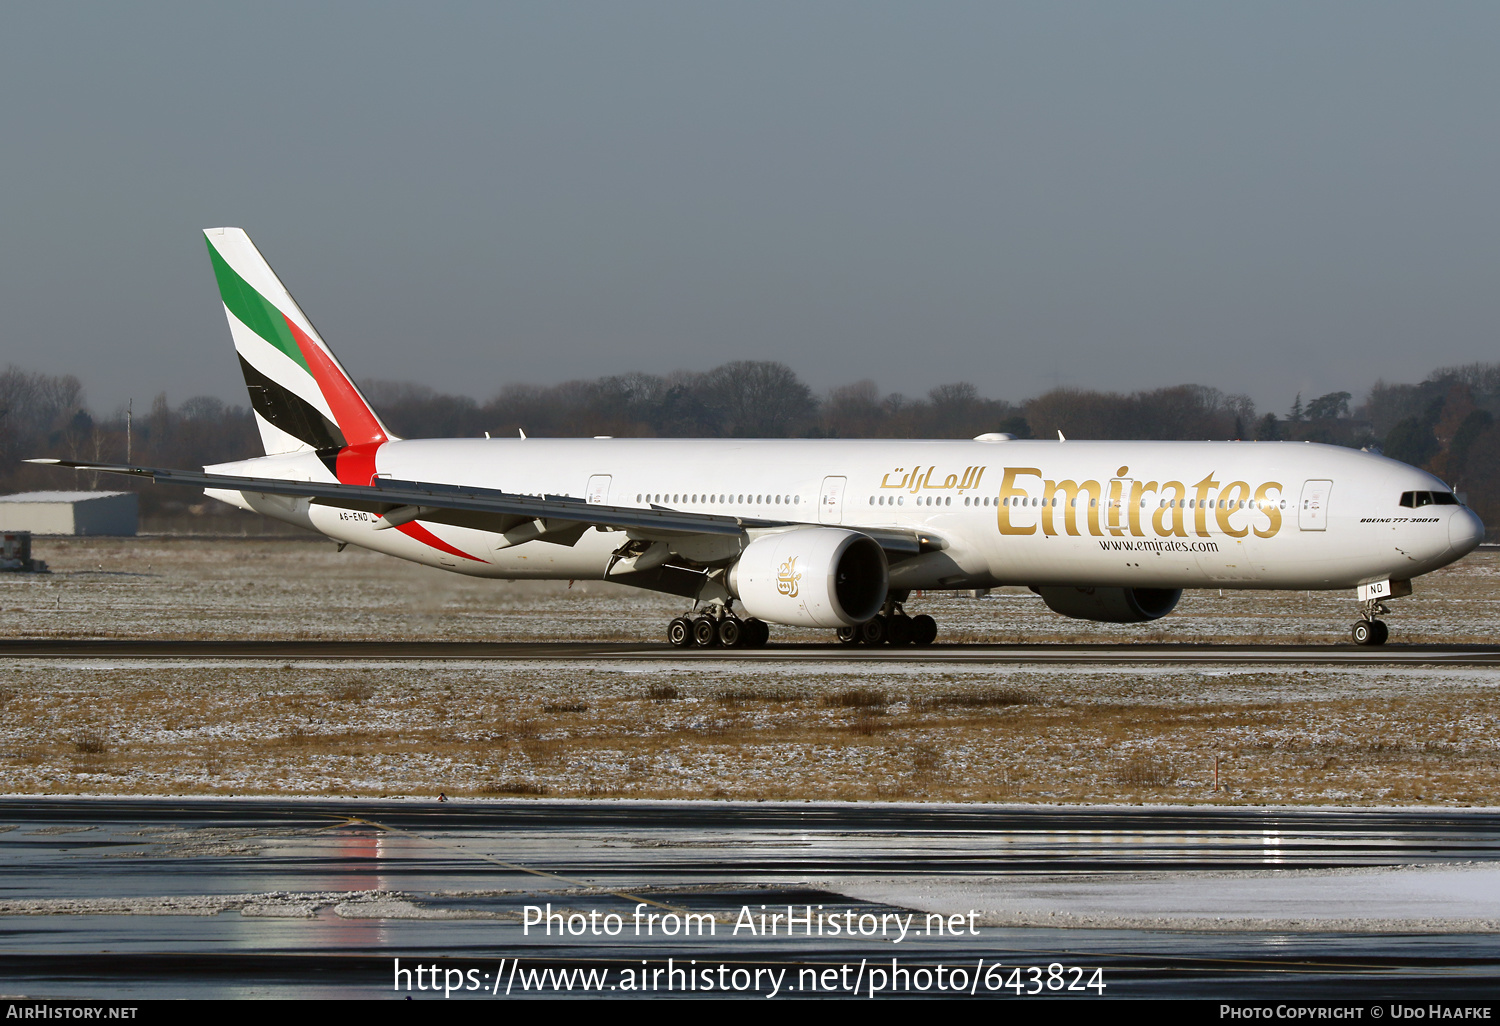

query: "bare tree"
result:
(703, 361), (816, 437)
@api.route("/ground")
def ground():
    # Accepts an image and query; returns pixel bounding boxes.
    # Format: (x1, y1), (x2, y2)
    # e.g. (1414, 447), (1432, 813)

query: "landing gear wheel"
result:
(740, 618), (769, 648)
(692, 616), (720, 647)
(910, 614), (937, 646)
(836, 625), (860, 646)
(717, 617), (744, 648)
(667, 616), (693, 648)
(1371, 619), (1389, 645)
(858, 615), (888, 646)
(1351, 619), (1388, 646)
(885, 614), (914, 646)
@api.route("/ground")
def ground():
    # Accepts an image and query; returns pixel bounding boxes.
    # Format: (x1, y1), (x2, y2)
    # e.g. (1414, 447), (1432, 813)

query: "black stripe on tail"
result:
(238, 354), (346, 451)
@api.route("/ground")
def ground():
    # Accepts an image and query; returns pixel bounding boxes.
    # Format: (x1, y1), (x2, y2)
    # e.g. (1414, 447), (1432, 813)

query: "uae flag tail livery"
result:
(205, 227), (391, 457)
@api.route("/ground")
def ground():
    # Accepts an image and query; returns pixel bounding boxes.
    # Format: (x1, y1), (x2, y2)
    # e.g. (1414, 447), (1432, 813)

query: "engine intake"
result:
(1035, 586), (1181, 623)
(729, 529), (888, 628)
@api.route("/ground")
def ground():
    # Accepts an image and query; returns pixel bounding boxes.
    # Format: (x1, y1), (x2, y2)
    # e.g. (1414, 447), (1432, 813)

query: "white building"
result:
(0, 491), (138, 536)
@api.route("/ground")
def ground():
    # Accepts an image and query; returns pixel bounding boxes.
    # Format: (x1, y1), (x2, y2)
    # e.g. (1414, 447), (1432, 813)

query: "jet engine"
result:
(728, 529), (887, 628)
(1035, 586), (1182, 623)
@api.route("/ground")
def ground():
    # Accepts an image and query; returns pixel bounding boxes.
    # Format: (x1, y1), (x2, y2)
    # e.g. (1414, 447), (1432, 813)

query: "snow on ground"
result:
(1, 540), (1497, 803)
(4, 537), (1497, 646)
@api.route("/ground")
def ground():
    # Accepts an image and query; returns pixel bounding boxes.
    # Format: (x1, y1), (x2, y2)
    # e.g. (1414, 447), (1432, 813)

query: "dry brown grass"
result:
(482, 779), (549, 796)
(918, 688), (1041, 710)
(331, 680), (377, 702)
(1114, 753), (1174, 787)
(821, 688), (887, 709)
(3, 541), (1499, 803)
(71, 729), (107, 755)
(541, 701), (590, 713)
(715, 687), (803, 705)
(2, 667), (1496, 804)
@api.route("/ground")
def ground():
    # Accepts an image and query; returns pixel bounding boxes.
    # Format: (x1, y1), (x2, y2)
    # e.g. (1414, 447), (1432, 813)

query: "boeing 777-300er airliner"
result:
(34, 229), (1486, 647)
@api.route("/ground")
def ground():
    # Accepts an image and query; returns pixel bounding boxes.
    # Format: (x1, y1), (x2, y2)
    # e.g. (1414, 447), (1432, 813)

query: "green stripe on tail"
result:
(205, 238), (310, 373)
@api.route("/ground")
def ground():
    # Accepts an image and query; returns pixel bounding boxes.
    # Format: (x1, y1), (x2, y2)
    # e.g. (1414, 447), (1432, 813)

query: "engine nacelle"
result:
(729, 529), (887, 628)
(1035, 586), (1182, 623)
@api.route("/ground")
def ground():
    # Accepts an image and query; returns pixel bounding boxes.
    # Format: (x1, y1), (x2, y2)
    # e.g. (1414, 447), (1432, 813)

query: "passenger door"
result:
(818, 476), (847, 525)
(1105, 475), (1133, 536)
(586, 475), (611, 505)
(1298, 479), (1332, 531)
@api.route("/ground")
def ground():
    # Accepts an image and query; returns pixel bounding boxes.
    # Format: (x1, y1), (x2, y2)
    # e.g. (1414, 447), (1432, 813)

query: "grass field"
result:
(1, 536), (1496, 804)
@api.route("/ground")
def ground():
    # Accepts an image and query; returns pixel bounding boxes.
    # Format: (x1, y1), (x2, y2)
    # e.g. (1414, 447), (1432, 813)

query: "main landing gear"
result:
(1351, 596), (1390, 646)
(837, 597), (937, 648)
(667, 607), (770, 649)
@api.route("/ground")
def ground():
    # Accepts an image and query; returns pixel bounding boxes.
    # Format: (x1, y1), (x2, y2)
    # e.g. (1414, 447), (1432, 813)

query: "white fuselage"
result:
(209, 437), (1484, 595)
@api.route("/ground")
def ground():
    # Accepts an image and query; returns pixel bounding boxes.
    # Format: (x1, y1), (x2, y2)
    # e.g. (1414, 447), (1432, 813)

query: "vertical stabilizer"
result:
(204, 227), (393, 454)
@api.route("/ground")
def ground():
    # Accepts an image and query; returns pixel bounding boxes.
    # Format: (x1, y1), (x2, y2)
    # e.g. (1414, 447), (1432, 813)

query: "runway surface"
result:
(1, 798), (1498, 999)
(4, 638), (1500, 665)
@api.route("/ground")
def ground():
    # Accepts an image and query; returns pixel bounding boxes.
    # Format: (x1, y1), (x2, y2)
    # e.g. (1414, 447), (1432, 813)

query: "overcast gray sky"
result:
(2, 2), (1498, 417)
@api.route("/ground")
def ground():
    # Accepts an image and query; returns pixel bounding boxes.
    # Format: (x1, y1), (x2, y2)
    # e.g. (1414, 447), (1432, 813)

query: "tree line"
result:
(2, 360), (1496, 537)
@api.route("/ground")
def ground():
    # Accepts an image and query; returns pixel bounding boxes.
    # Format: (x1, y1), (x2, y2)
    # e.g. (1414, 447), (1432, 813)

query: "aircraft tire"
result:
(910, 614), (938, 646)
(668, 616), (693, 648)
(692, 616), (720, 647)
(836, 626), (860, 646)
(886, 615), (914, 646)
(1370, 619), (1389, 645)
(744, 618), (770, 648)
(1351, 620), (1376, 646)
(858, 615), (888, 646)
(718, 617), (744, 648)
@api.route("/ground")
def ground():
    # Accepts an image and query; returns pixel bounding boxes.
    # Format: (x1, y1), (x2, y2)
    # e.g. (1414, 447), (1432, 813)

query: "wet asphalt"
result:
(0, 798), (1497, 1000)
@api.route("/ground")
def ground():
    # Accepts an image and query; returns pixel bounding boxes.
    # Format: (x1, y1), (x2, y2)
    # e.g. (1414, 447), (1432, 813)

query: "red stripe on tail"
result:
(283, 313), (387, 446)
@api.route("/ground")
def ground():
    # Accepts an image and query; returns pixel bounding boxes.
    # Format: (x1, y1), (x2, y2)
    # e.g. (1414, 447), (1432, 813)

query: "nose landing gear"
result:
(1351, 618), (1388, 646)
(1351, 596), (1390, 646)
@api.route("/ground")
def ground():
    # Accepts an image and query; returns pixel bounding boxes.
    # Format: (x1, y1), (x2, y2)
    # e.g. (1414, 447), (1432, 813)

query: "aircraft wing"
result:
(28, 459), (937, 556)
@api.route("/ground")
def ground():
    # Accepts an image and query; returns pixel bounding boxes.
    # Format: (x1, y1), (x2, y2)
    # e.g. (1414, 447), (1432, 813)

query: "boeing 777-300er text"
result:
(34, 229), (1486, 647)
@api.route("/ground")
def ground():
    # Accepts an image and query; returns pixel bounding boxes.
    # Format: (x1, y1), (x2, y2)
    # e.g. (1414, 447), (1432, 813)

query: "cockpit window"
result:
(1400, 490), (1459, 508)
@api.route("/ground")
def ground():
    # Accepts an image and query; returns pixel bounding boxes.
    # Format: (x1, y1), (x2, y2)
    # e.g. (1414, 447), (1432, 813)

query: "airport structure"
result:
(0, 491), (138, 537)
(0, 531), (47, 572)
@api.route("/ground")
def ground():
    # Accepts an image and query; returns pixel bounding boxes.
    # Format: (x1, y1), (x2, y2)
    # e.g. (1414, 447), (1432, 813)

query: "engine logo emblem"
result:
(776, 556), (801, 598)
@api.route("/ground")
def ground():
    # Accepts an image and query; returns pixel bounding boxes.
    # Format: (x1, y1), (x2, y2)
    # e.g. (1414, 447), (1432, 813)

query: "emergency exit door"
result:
(819, 476), (847, 525)
(1298, 479), (1332, 531)
(586, 475), (611, 505)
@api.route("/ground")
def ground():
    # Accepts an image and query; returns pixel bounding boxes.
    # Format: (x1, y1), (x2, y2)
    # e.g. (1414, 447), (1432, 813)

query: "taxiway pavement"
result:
(3, 639), (1499, 665)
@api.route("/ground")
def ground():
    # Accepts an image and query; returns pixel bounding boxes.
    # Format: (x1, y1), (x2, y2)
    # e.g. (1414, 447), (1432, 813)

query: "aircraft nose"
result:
(1449, 506), (1485, 556)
